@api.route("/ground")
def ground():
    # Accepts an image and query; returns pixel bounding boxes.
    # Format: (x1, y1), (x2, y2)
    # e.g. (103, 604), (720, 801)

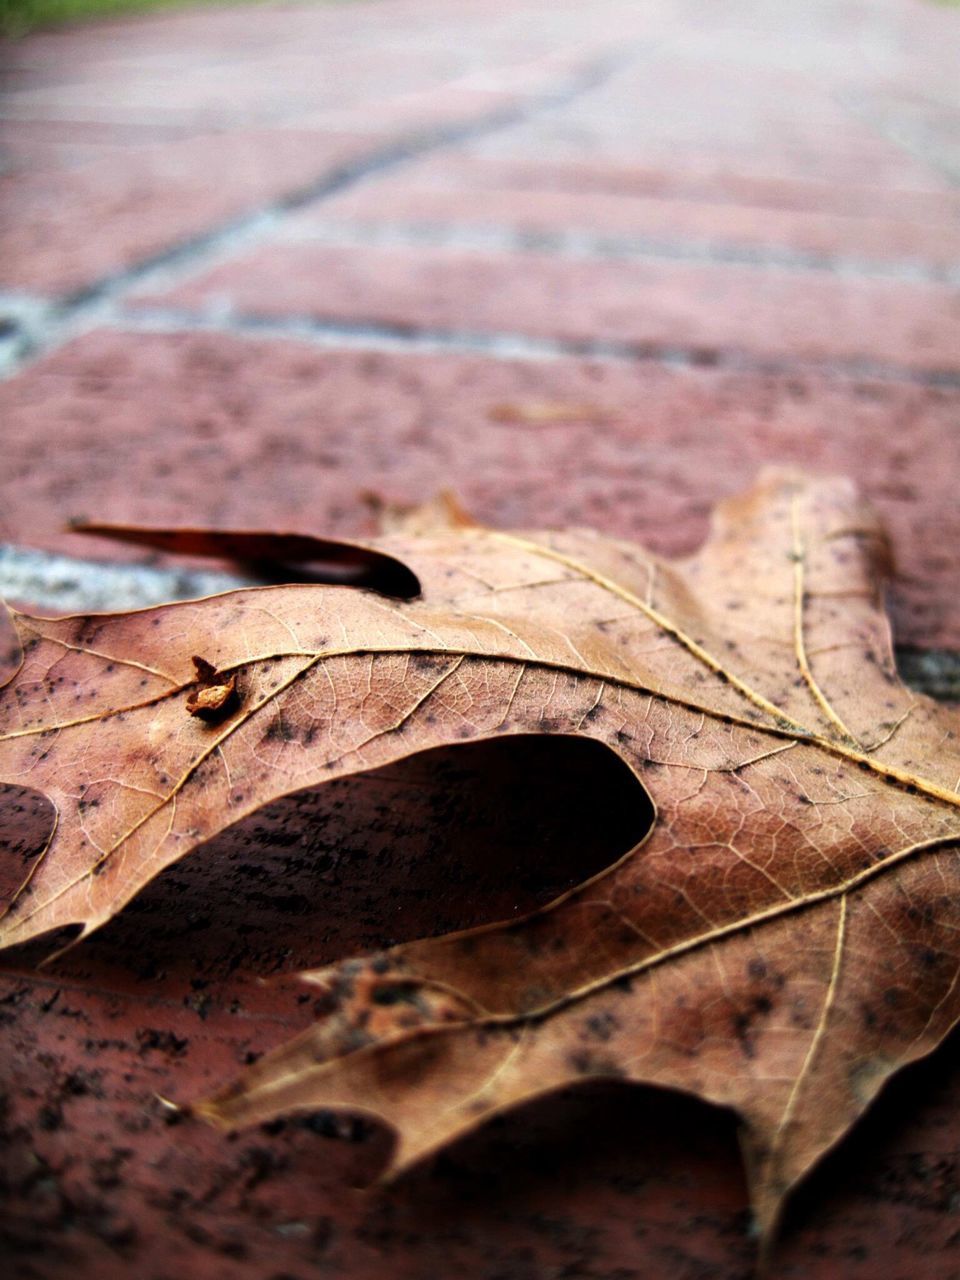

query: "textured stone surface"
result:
(296, 168), (960, 268)
(0, 2), (625, 298)
(135, 239), (960, 370)
(0, 130), (380, 297)
(4, 330), (959, 649)
(1, 0), (959, 1275)
(361, 153), (960, 220)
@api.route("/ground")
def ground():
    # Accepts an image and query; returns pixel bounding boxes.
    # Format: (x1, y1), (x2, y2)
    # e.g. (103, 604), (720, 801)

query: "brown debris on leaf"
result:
(186, 656), (239, 720)
(1, 469), (959, 1248)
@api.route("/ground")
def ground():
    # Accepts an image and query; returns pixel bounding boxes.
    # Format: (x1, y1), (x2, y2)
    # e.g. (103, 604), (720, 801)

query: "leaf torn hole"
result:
(68, 735), (653, 980)
(0, 783), (56, 911)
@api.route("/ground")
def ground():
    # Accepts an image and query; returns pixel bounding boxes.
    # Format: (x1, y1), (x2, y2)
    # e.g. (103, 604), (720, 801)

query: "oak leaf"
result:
(2, 470), (960, 1241)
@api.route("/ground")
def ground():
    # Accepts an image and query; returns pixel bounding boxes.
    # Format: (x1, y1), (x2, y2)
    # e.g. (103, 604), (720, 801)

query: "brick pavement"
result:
(1, 1), (960, 1276)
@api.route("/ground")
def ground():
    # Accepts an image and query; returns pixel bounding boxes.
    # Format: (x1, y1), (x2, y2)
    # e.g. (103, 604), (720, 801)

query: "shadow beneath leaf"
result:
(0, 784), (55, 912)
(0, 734), (653, 986)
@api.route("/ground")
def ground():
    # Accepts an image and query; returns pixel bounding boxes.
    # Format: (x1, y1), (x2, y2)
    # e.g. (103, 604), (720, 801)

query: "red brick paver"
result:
(1, 1), (959, 1277)
(134, 240), (960, 371)
(2, 330), (959, 649)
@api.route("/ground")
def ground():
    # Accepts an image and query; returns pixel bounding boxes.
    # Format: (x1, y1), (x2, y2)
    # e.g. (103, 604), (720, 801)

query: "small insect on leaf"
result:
(186, 656), (239, 721)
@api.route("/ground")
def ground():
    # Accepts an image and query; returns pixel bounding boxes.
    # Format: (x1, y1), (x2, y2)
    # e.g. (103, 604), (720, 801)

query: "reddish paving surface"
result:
(1, 1), (960, 1277)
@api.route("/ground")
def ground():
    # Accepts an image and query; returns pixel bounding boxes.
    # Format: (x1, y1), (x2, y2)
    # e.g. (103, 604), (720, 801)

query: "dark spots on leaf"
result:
(262, 718), (297, 744)
(905, 903), (935, 927)
(371, 985), (417, 1007)
(568, 1049), (595, 1075)
(410, 653), (450, 672)
(583, 1011), (619, 1042)
(567, 1049), (625, 1078)
(732, 991), (775, 1059)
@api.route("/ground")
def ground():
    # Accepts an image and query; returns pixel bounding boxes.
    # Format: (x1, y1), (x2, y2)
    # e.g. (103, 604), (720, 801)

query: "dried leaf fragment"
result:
(185, 656), (239, 720)
(488, 400), (615, 425)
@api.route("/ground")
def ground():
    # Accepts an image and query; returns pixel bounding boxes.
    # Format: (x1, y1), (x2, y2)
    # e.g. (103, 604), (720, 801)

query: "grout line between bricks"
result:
(0, 48), (634, 378)
(274, 219), (960, 285)
(0, 543), (259, 613)
(111, 302), (960, 389)
(2, 543), (957, 702)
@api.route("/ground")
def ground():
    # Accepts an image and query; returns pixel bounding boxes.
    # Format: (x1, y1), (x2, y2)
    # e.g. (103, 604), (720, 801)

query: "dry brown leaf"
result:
(2, 469), (960, 1242)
